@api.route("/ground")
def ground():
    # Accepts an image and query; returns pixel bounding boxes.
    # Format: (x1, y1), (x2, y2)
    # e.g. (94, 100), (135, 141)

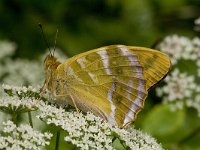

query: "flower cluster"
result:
(2, 59), (44, 86)
(113, 127), (163, 150)
(0, 40), (16, 60)
(157, 35), (199, 65)
(156, 35), (200, 115)
(0, 120), (52, 150)
(0, 40), (43, 86)
(0, 84), (163, 149)
(0, 40), (67, 86)
(37, 103), (163, 150)
(0, 84), (42, 114)
(194, 16), (200, 31)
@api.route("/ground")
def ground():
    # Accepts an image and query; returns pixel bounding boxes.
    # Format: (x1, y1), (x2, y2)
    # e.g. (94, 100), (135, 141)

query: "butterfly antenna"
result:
(38, 23), (52, 55)
(53, 28), (58, 56)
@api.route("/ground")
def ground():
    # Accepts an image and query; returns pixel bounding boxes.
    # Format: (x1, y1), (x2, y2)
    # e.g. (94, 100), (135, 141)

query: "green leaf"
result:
(142, 104), (185, 143)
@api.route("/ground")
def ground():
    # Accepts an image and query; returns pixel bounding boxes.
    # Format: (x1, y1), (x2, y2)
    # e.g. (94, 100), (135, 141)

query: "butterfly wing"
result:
(126, 46), (171, 90)
(55, 45), (171, 127)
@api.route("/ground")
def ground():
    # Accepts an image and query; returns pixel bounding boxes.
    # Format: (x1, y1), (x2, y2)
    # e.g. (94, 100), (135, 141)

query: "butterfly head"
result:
(44, 54), (61, 72)
(43, 54), (61, 85)
(40, 54), (61, 95)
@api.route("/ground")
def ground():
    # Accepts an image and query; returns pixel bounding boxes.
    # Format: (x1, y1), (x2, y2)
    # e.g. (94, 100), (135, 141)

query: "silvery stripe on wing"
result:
(126, 79), (145, 105)
(88, 72), (98, 83)
(134, 79), (145, 107)
(122, 102), (140, 126)
(137, 79), (146, 93)
(112, 79), (117, 91)
(67, 67), (83, 82)
(76, 57), (87, 69)
(118, 45), (144, 79)
(123, 79), (134, 126)
(123, 78), (146, 126)
(117, 45), (138, 66)
(127, 79), (133, 100)
(123, 110), (135, 126)
(133, 79), (146, 107)
(97, 50), (111, 74)
(107, 90), (117, 125)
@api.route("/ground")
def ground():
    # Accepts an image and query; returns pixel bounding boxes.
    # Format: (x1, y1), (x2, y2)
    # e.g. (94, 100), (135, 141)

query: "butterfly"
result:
(40, 45), (171, 128)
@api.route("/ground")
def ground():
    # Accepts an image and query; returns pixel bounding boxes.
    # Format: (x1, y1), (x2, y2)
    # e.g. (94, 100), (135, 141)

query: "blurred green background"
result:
(0, 0), (199, 58)
(1, 0), (200, 150)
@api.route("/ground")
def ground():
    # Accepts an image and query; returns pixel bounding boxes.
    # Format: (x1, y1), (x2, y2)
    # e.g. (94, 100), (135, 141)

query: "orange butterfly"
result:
(40, 45), (171, 128)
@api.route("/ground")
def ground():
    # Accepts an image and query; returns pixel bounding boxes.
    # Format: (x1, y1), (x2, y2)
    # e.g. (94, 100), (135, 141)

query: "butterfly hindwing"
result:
(55, 45), (171, 127)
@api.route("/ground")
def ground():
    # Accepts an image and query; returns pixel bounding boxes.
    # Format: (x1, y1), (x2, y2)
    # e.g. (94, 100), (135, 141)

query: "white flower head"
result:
(194, 16), (200, 31)
(0, 40), (16, 60)
(2, 59), (44, 86)
(37, 103), (164, 150)
(0, 85), (42, 113)
(0, 120), (52, 150)
(161, 69), (196, 101)
(156, 63), (200, 114)
(157, 35), (200, 115)
(157, 35), (200, 65)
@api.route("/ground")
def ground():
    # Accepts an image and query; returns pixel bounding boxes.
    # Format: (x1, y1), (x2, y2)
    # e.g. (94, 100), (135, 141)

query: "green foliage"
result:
(142, 104), (200, 149)
(0, 0), (198, 58)
(142, 104), (185, 142)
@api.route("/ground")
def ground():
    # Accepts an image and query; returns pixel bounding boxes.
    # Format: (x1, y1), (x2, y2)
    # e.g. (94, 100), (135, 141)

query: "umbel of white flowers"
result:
(0, 120), (52, 150)
(0, 40), (66, 86)
(0, 84), (164, 150)
(156, 35), (200, 116)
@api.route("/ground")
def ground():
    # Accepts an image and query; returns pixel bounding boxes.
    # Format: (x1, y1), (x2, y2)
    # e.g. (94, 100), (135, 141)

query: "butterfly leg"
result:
(40, 78), (50, 97)
(53, 93), (80, 112)
(70, 94), (80, 113)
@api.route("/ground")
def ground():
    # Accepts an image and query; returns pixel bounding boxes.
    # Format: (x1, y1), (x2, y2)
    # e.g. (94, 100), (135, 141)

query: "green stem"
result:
(112, 137), (117, 143)
(12, 113), (18, 126)
(28, 112), (33, 128)
(55, 130), (60, 150)
(179, 125), (200, 144)
(118, 138), (129, 150)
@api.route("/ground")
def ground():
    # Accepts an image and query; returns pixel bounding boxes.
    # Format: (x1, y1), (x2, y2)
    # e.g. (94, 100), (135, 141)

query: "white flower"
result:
(0, 120), (52, 150)
(162, 69), (196, 101)
(0, 85), (42, 113)
(0, 44), (67, 87)
(157, 35), (200, 65)
(0, 40), (16, 60)
(37, 103), (164, 150)
(156, 61), (200, 114)
(0, 95), (42, 113)
(2, 84), (40, 95)
(194, 16), (200, 31)
(113, 127), (163, 150)
(156, 69), (198, 109)
(2, 59), (44, 86)
(156, 35), (200, 115)
(195, 17), (200, 26)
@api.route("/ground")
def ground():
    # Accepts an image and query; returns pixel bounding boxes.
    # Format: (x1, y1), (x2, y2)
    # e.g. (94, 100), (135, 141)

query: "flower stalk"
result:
(28, 111), (33, 128)
(55, 130), (61, 150)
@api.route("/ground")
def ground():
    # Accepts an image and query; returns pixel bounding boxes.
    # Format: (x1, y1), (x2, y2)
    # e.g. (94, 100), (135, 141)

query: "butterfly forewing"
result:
(128, 46), (171, 90)
(54, 45), (170, 127)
